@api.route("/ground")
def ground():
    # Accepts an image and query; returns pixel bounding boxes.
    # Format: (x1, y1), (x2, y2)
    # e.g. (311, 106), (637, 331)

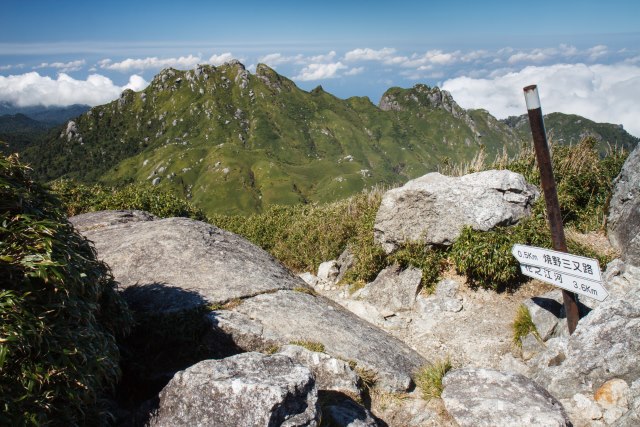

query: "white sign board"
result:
(519, 264), (609, 302)
(512, 244), (608, 302)
(512, 244), (602, 282)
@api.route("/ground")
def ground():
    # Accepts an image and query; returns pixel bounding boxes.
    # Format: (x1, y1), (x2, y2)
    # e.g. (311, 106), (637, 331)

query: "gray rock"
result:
(531, 286), (640, 399)
(434, 278), (460, 299)
(278, 345), (362, 398)
(299, 272), (320, 287)
(523, 290), (567, 341)
(335, 247), (356, 284)
(374, 170), (539, 252)
(318, 260), (340, 283)
(150, 352), (319, 426)
(441, 368), (571, 427)
(608, 144), (640, 267)
(354, 264), (422, 313)
(69, 211), (304, 308)
(521, 332), (545, 361)
(211, 290), (426, 393)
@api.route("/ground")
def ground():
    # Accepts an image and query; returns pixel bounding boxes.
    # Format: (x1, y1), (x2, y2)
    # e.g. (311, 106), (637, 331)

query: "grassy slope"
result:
(29, 62), (629, 216)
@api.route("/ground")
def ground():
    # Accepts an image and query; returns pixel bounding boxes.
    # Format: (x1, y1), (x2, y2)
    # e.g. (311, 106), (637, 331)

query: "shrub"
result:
(49, 179), (206, 220)
(512, 304), (540, 348)
(0, 154), (132, 425)
(289, 340), (326, 353)
(415, 358), (453, 400)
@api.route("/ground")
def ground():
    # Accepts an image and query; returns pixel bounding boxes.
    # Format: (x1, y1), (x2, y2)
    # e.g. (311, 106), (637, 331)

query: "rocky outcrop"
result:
(530, 284), (640, 400)
(70, 210), (426, 393)
(608, 144), (640, 266)
(374, 170), (538, 252)
(150, 352), (319, 426)
(441, 368), (571, 427)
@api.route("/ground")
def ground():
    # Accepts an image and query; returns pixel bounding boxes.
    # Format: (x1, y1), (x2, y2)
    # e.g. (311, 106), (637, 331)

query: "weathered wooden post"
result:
(523, 84), (580, 334)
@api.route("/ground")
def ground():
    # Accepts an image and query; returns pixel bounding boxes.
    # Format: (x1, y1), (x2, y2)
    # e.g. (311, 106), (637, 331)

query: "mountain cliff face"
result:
(23, 60), (634, 216)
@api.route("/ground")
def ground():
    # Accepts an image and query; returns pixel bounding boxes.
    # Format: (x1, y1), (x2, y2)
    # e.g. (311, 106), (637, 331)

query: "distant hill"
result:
(0, 114), (50, 154)
(503, 112), (639, 154)
(22, 61), (520, 215)
(0, 102), (89, 125)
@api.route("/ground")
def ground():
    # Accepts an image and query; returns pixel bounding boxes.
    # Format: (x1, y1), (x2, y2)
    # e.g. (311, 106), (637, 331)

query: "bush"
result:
(0, 154), (132, 425)
(49, 179), (206, 220)
(415, 358), (453, 400)
(512, 304), (540, 348)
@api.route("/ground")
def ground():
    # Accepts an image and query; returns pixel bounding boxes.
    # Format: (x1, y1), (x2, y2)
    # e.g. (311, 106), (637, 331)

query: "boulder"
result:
(278, 345), (362, 398)
(322, 398), (379, 427)
(150, 352), (319, 426)
(441, 368), (571, 427)
(608, 144), (640, 267)
(318, 260), (340, 283)
(71, 211), (427, 394)
(374, 170), (538, 252)
(523, 290), (567, 341)
(352, 264), (422, 314)
(530, 285), (640, 399)
(70, 211), (302, 307)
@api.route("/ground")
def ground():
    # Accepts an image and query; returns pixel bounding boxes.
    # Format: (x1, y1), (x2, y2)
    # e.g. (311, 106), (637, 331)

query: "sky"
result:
(1, 0), (639, 136)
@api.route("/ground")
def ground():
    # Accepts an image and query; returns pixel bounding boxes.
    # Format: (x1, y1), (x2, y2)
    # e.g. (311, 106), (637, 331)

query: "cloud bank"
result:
(442, 63), (640, 137)
(0, 72), (148, 107)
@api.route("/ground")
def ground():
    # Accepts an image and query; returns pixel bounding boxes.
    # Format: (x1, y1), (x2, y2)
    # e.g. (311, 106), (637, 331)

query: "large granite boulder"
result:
(374, 170), (538, 252)
(530, 284), (640, 399)
(70, 210), (426, 393)
(441, 368), (571, 427)
(608, 144), (640, 267)
(150, 352), (319, 426)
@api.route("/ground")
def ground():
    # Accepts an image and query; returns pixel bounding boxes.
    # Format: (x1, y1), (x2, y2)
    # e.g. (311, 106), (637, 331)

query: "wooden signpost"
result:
(519, 84), (591, 334)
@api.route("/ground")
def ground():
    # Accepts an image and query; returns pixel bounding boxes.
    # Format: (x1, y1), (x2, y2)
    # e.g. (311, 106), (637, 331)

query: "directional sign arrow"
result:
(512, 244), (602, 283)
(520, 264), (609, 302)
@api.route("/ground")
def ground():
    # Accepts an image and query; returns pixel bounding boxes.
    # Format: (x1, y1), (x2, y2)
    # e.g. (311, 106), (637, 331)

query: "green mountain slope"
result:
(503, 112), (639, 154)
(23, 61), (522, 215)
(0, 114), (51, 154)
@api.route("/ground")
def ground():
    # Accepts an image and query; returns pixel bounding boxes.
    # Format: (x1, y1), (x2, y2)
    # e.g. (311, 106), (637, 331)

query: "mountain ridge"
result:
(19, 60), (638, 215)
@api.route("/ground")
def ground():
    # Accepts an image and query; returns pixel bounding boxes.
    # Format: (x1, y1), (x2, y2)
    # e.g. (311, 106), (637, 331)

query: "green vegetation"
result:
(512, 305), (540, 348)
(49, 179), (206, 220)
(415, 358), (453, 400)
(0, 153), (131, 425)
(21, 62), (523, 216)
(289, 340), (326, 353)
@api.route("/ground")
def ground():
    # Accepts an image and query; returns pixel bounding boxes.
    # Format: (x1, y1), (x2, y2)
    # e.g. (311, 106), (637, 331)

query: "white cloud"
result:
(309, 51), (336, 63)
(34, 59), (86, 73)
(0, 71), (149, 107)
(344, 67), (364, 76)
(508, 49), (551, 64)
(588, 45), (608, 60)
(100, 54), (203, 71)
(207, 52), (234, 66)
(257, 53), (304, 66)
(344, 47), (398, 62)
(0, 63), (24, 71)
(442, 62), (640, 137)
(294, 62), (347, 81)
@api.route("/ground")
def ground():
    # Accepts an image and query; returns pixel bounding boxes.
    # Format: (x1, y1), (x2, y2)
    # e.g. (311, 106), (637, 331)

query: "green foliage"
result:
(49, 179), (207, 220)
(212, 190), (384, 274)
(289, 340), (326, 353)
(512, 305), (540, 348)
(415, 358), (453, 400)
(0, 153), (132, 425)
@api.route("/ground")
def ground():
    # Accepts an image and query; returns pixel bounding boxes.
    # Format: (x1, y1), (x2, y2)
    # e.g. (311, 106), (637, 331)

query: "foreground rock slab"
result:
(150, 352), (318, 427)
(441, 368), (571, 427)
(212, 290), (426, 392)
(70, 210), (301, 308)
(374, 170), (538, 252)
(71, 211), (426, 393)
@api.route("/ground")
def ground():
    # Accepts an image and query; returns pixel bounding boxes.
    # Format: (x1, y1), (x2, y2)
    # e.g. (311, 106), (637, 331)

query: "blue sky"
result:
(1, 0), (640, 135)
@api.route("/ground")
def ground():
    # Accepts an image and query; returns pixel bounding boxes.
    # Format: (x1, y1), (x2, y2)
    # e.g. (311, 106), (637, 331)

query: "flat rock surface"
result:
(442, 368), (571, 427)
(70, 211), (302, 309)
(212, 289), (427, 393)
